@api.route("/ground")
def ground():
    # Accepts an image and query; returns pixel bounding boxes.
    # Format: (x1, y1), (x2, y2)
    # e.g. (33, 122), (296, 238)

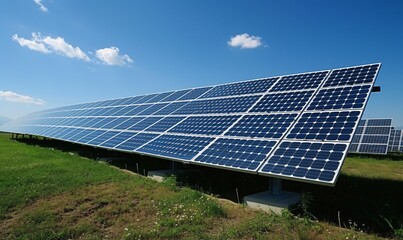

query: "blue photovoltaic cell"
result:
(270, 71), (329, 92)
(138, 135), (213, 160)
(115, 133), (159, 151)
(159, 89), (191, 102)
(91, 117), (119, 129)
(169, 116), (239, 135)
(324, 64), (380, 87)
(58, 127), (82, 139)
(199, 77), (279, 99)
(144, 117), (185, 132)
(97, 107), (117, 116)
(145, 93), (169, 103)
(54, 128), (79, 139)
(360, 135), (389, 144)
(45, 127), (63, 137)
(101, 117), (131, 129)
(86, 108), (109, 117)
(111, 106), (138, 116)
(195, 138), (277, 170)
(77, 130), (107, 144)
(126, 105), (153, 115)
(52, 127), (71, 138)
(364, 126), (391, 135)
(144, 91), (175, 103)
(107, 97), (131, 106)
(64, 110), (80, 117)
(308, 85), (371, 110)
(355, 126), (364, 134)
(351, 134), (361, 143)
(137, 103), (169, 115)
(348, 143), (359, 152)
(108, 106), (128, 116)
(251, 91), (314, 113)
(349, 118), (392, 154)
(65, 117), (87, 127)
(177, 87), (213, 100)
(122, 96), (145, 105)
(117, 106), (140, 116)
(260, 141), (347, 183)
(173, 96), (259, 114)
(367, 119), (392, 126)
(42, 127), (59, 137)
(120, 106), (141, 116)
(25, 126), (41, 135)
(89, 100), (110, 108)
(134, 94), (160, 104)
(79, 108), (97, 116)
(225, 113), (298, 139)
(114, 117), (145, 130)
(359, 144), (388, 154)
(80, 117), (104, 128)
(54, 117), (73, 126)
(127, 117), (163, 131)
(87, 131), (121, 146)
(153, 102), (189, 115)
(388, 129), (402, 152)
(65, 129), (88, 141)
(287, 111), (360, 141)
(100, 132), (137, 148)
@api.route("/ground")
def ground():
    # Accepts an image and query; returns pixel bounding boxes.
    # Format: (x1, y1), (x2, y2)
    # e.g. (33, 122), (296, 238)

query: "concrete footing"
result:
(147, 169), (184, 182)
(244, 190), (301, 214)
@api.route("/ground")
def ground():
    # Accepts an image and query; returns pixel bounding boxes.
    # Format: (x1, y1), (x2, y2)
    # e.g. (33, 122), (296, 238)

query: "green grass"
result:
(0, 133), (399, 239)
(0, 133), (132, 220)
(342, 155), (403, 180)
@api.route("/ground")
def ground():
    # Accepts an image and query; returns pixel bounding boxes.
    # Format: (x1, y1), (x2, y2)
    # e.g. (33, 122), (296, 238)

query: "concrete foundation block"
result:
(147, 169), (184, 182)
(244, 190), (301, 214)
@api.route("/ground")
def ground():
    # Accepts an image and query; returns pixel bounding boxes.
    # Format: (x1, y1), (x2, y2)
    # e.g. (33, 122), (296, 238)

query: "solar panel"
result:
(169, 116), (239, 135)
(194, 138), (277, 171)
(0, 63), (381, 186)
(199, 77), (279, 99)
(137, 135), (214, 161)
(349, 118), (392, 154)
(388, 129), (403, 152)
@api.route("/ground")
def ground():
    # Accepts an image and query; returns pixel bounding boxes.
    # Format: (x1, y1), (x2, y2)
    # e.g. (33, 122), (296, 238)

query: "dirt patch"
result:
(0, 182), (159, 239)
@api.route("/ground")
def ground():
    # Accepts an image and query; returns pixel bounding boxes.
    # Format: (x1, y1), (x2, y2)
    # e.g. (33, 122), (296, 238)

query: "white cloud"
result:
(228, 33), (263, 49)
(12, 32), (90, 61)
(34, 0), (48, 12)
(42, 35), (90, 61)
(12, 32), (132, 67)
(12, 33), (50, 54)
(0, 91), (46, 105)
(95, 47), (133, 66)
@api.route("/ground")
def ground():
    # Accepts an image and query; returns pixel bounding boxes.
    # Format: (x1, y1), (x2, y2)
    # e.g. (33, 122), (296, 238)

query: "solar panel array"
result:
(348, 119), (392, 154)
(0, 63), (381, 186)
(388, 129), (403, 152)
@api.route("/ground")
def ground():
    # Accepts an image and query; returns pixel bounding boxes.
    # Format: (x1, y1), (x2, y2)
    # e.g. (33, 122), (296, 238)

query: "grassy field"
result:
(0, 133), (402, 239)
(342, 155), (403, 180)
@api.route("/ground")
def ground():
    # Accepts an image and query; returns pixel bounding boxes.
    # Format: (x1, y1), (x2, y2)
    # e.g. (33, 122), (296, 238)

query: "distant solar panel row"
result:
(1, 63), (381, 186)
(388, 129), (403, 152)
(349, 118), (392, 154)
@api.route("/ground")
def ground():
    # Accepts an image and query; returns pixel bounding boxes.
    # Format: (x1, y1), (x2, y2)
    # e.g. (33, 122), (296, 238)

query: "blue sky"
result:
(1, 1), (402, 127)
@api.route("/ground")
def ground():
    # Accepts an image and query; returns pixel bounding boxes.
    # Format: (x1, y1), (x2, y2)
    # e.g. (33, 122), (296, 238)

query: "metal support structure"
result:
(170, 161), (177, 172)
(270, 178), (282, 196)
(372, 86), (381, 92)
